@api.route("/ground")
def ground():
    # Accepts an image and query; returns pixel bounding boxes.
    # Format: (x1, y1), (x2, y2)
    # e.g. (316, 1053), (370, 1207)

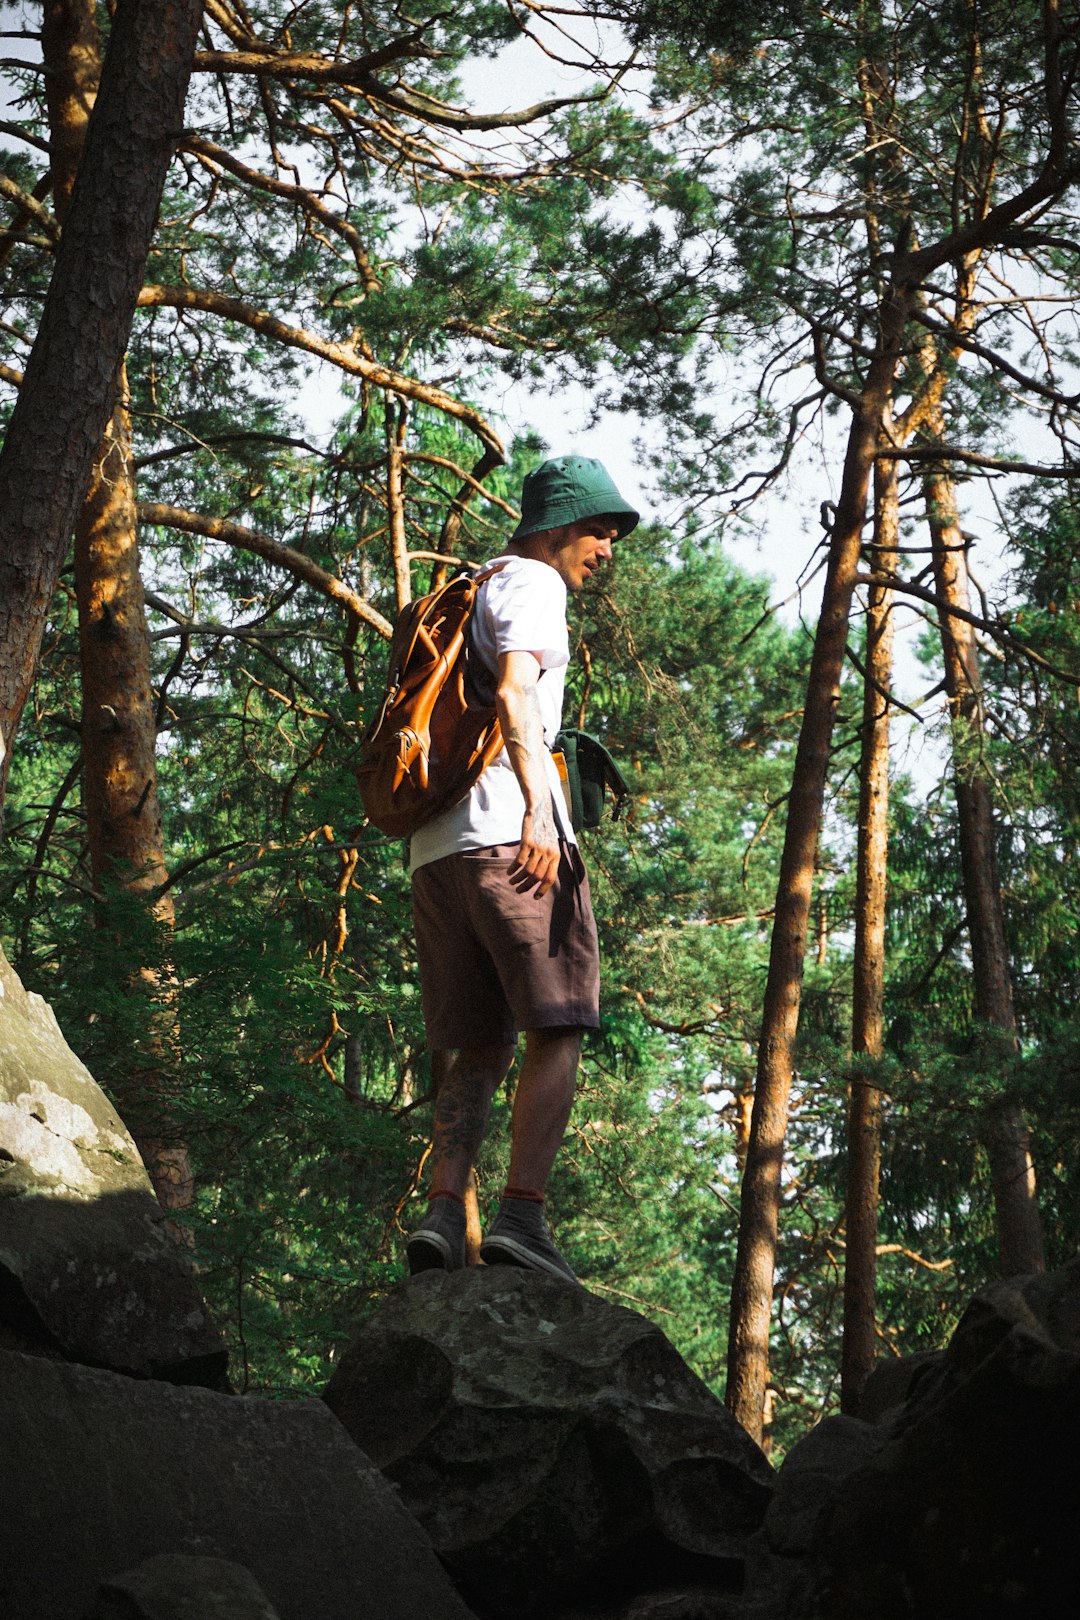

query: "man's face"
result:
(550, 517), (618, 593)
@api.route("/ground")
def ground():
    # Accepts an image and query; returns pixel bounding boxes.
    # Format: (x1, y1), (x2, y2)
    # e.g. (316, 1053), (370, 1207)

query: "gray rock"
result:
(806, 1257), (1080, 1617)
(91, 1555), (281, 1619)
(761, 1414), (889, 1561)
(0, 1348), (478, 1620)
(728, 1412), (892, 1620)
(0, 942), (225, 1384)
(324, 1268), (774, 1618)
(855, 1349), (943, 1423)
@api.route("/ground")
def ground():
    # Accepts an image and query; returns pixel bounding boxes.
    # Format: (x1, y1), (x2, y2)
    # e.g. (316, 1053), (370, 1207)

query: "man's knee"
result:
(447, 1044), (517, 1088)
(521, 1027), (585, 1076)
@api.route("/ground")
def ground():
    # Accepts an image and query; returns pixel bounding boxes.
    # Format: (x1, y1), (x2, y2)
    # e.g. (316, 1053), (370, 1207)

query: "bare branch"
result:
(138, 500), (394, 639)
(134, 430), (327, 470)
(408, 452), (519, 519)
(0, 172), (59, 241)
(136, 283), (505, 459)
(0, 120), (50, 153)
(910, 307), (1080, 407)
(192, 21), (437, 82)
(179, 133), (380, 291)
(191, 47), (605, 131)
(878, 443), (1080, 477)
(854, 571), (1080, 687)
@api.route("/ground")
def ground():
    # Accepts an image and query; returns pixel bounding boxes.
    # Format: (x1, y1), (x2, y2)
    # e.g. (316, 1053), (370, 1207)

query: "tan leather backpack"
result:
(356, 566), (505, 838)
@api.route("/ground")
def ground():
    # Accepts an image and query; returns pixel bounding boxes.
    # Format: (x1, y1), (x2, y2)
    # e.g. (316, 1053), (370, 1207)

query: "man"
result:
(406, 455), (639, 1282)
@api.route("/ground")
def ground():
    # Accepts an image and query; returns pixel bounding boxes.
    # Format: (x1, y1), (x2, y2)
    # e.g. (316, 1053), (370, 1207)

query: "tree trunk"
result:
(74, 384), (167, 894)
(42, 0), (101, 216)
(734, 1086), (753, 1172)
(725, 281), (914, 1444)
(0, 0), (203, 822)
(386, 401), (411, 614)
(464, 1172), (483, 1268)
(841, 449), (898, 1413)
(43, 0), (193, 1213)
(924, 455), (1045, 1276)
(429, 1050), (482, 1265)
(75, 371), (193, 1210)
(343, 1031), (365, 1104)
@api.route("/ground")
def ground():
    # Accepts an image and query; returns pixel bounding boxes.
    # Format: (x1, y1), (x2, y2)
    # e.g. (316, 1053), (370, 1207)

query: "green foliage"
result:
(605, 0), (830, 57)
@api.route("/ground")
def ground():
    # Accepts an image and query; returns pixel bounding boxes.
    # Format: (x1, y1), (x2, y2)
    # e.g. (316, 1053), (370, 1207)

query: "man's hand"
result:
(511, 800), (561, 896)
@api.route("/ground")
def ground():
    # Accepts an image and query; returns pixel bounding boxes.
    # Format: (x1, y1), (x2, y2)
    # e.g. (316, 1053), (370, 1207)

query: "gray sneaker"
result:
(407, 1198), (466, 1274)
(480, 1198), (579, 1283)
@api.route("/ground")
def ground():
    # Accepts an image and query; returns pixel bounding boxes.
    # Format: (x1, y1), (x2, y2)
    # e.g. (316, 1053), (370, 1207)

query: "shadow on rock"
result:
(1, 1348), (477, 1620)
(807, 1259), (1080, 1618)
(746, 1257), (1080, 1620)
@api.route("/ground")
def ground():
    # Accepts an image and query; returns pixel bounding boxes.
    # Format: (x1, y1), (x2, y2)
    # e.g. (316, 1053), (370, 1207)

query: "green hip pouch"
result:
(551, 729), (630, 832)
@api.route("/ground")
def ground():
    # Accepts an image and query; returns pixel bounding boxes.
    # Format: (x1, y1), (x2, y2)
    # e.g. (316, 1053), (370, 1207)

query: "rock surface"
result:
(855, 1348), (943, 1422)
(324, 1267), (774, 1618)
(0, 941), (225, 1384)
(91, 1555), (281, 1619)
(0, 1347), (478, 1620)
(733, 1411), (893, 1619)
(760, 1414), (891, 1563)
(776, 1259), (1080, 1619)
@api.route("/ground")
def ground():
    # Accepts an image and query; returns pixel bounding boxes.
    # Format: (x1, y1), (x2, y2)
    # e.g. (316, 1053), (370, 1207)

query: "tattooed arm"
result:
(496, 649), (560, 897)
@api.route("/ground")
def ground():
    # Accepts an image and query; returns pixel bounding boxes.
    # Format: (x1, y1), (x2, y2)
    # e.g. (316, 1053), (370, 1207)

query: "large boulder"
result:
(323, 1268), (774, 1617)
(735, 1411), (893, 1619)
(758, 1413), (891, 1564)
(802, 1258), (1080, 1618)
(0, 1347), (478, 1620)
(855, 1348), (943, 1423)
(0, 942), (225, 1384)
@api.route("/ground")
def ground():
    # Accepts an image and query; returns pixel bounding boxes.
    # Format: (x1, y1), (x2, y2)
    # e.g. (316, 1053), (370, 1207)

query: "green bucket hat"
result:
(510, 455), (640, 542)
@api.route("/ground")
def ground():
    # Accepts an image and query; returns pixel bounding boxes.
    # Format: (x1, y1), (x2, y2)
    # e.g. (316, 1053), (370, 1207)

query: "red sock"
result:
(429, 1188), (465, 1205)
(503, 1185), (545, 1204)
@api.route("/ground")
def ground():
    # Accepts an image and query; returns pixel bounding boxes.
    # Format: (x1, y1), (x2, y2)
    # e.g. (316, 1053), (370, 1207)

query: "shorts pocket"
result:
(469, 856), (547, 950)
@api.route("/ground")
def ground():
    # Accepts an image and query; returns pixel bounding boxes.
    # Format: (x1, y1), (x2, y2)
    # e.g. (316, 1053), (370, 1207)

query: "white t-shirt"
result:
(409, 554), (575, 872)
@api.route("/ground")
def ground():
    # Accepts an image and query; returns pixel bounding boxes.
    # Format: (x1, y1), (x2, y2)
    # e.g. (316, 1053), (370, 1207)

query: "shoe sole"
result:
(406, 1230), (456, 1274)
(479, 1234), (578, 1284)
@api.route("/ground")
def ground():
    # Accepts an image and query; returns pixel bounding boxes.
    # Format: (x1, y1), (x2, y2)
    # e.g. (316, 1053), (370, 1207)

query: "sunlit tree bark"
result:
(41, 0), (99, 218)
(726, 0), (1076, 1441)
(725, 282), (913, 1442)
(842, 448), (898, 1413)
(75, 377), (193, 1211)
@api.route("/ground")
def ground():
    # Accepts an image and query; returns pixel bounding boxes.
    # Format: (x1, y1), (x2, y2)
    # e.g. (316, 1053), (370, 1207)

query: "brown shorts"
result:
(411, 842), (600, 1048)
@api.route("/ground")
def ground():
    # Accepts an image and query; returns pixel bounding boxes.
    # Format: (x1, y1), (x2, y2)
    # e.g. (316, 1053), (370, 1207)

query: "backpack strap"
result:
(455, 558), (510, 589)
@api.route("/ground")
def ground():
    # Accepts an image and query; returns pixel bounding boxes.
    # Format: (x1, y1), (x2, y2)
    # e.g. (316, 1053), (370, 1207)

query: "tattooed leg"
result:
(429, 1044), (516, 1198)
